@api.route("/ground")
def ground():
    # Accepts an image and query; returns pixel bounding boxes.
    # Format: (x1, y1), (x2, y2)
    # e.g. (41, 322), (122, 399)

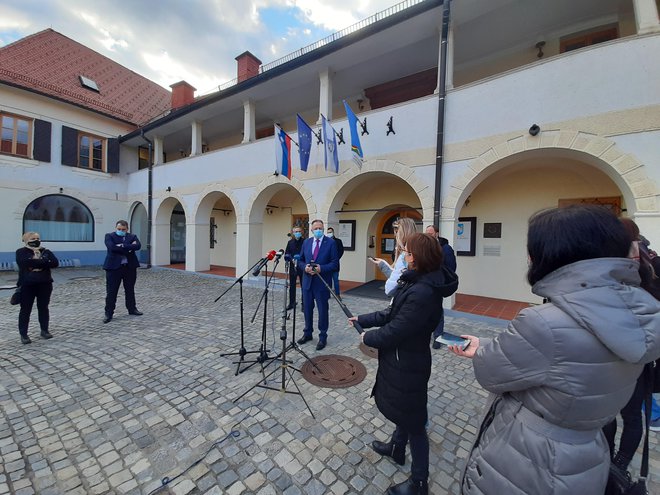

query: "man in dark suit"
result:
(284, 225), (305, 310)
(297, 219), (339, 350)
(103, 220), (142, 323)
(326, 226), (344, 298)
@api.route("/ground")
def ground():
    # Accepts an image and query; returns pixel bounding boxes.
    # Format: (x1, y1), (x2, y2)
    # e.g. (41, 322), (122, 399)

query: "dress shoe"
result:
(40, 331), (53, 339)
(371, 440), (405, 466)
(128, 310), (143, 316)
(316, 341), (327, 351)
(387, 478), (428, 495)
(432, 341), (442, 350)
(103, 314), (112, 324)
(297, 334), (313, 345)
(21, 336), (32, 345)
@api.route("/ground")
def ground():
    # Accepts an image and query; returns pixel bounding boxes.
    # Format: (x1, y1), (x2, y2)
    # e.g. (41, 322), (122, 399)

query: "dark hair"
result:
(310, 219), (324, 228)
(116, 220), (128, 228)
(426, 225), (439, 234)
(406, 233), (443, 275)
(620, 217), (640, 241)
(527, 205), (631, 285)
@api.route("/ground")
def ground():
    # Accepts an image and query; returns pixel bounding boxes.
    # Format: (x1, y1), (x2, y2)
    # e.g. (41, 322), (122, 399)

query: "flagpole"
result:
(275, 124), (300, 148)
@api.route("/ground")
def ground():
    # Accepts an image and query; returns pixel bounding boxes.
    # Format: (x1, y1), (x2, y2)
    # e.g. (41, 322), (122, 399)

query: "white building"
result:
(2, 0), (659, 304)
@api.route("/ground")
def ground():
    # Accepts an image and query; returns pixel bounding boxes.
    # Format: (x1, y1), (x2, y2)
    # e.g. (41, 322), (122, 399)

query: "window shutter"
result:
(107, 138), (119, 173)
(33, 120), (52, 162)
(61, 126), (78, 166)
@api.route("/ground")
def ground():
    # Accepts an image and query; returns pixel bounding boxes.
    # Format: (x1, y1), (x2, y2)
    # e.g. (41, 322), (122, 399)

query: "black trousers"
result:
(105, 265), (138, 315)
(18, 282), (53, 336)
(392, 423), (429, 482)
(288, 266), (303, 307)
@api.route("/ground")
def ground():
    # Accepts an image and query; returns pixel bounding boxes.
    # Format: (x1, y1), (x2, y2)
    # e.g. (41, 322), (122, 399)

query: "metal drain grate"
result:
(301, 354), (367, 388)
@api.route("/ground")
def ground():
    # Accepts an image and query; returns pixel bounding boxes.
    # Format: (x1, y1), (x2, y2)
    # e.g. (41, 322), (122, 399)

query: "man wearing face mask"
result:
(297, 219), (339, 350)
(102, 220), (142, 323)
(284, 226), (305, 310)
(325, 227), (344, 299)
(15, 232), (59, 344)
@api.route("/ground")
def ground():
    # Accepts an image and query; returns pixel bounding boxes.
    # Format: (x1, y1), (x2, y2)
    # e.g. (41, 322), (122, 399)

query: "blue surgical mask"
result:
(293, 232), (302, 240)
(116, 230), (127, 237)
(313, 229), (324, 239)
(327, 232), (334, 238)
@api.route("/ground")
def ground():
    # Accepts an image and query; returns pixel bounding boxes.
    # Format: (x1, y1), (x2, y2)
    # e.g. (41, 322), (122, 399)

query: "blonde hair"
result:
(22, 232), (40, 243)
(394, 217), (418, 261)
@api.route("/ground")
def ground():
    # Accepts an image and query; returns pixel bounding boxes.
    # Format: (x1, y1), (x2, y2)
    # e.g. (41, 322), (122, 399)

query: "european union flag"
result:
(297, 114), (312, 172)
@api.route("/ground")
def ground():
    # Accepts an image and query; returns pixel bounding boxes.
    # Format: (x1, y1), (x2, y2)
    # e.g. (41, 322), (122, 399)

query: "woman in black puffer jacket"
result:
(350, 233), (458, 495)
(16, 232), (59, 344)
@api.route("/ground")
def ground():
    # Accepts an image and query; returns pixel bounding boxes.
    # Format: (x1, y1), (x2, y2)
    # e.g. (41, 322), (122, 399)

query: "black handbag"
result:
(10, 287), (21, 305)
(604, 366), (653, 495)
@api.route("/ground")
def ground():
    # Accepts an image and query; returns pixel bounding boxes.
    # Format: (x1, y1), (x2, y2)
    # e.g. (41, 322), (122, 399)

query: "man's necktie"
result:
(312, 239), (320, 261)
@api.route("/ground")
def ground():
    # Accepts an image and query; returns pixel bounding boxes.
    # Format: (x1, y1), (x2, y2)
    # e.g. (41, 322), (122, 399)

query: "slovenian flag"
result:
(322, 115), (339, 174)
(343, 100), (363, 168)
(297, 114), (312, 172)
(275, 125), (292, 179)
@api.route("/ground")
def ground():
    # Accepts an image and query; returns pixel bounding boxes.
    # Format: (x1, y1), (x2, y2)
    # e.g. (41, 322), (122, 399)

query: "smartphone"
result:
(435, 332), (470, 350)
(367, 256), (376, 261)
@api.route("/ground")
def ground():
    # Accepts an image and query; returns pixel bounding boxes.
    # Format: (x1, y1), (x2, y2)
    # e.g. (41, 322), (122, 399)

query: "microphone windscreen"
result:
(267, 250), (276, 260)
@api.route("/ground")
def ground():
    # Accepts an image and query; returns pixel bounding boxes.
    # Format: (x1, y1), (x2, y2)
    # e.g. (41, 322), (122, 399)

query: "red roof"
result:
(0, 29), (171, 126)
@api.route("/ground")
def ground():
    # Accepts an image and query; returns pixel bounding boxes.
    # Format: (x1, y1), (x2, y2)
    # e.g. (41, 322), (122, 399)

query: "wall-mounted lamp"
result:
(166, 186), (172, 192)
(529, 124), (541, 136)
(223, 210), (231, 216)
(266, 208), (273, 215)
(59, 187), (63, 194)
(535, 40), (546, 58)
(357, 99), (364, 111)
(179, 148), (185, 157)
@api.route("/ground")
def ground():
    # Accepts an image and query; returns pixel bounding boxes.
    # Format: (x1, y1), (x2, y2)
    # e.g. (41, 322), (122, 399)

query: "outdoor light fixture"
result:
(529, 124), (541, 136)
(535, 40), (546, 58)
(166, 186), (172, 192)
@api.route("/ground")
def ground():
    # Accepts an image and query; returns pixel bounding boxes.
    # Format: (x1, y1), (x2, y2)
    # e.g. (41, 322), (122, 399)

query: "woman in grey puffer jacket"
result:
(449, 205), (660, 495)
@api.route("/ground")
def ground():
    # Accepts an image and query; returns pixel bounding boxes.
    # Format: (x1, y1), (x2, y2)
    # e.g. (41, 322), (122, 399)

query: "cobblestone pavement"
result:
(1, 268), (658, 495)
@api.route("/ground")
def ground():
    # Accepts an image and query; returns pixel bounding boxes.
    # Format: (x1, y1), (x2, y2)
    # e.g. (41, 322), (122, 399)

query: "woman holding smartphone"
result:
(449, 206), (660, 495)
(350, 233), (458, 495)
(369, 217), (418, 297)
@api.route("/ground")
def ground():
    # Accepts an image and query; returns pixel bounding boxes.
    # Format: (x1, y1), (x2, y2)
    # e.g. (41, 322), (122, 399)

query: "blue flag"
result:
(322, 115), (339, 174)
(297, 114), (312, 172)
(343, 100), (363, 168)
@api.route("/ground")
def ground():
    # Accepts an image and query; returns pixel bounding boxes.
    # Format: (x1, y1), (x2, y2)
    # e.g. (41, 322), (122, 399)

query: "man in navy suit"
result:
(297, 219), (339, 350)
(103, 220), (142, 323)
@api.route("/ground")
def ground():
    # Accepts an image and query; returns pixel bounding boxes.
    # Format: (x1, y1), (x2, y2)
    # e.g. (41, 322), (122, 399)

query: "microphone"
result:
(274, 249), (285, 260)
(252, 250), (276, 276)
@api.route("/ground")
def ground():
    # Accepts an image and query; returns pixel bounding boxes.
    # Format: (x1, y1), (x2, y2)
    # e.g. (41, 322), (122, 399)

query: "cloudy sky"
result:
(0, 0), (405, 94)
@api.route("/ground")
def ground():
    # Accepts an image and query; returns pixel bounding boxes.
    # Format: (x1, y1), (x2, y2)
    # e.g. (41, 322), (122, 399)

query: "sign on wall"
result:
(456, 217), (476, 256)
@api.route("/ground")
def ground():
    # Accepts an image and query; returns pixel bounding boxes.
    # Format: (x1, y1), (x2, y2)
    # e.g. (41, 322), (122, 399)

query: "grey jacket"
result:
(463, 258), (660, 495)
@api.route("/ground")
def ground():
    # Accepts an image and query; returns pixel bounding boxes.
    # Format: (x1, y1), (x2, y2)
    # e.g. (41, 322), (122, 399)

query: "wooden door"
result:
(375, 210), (422, 280)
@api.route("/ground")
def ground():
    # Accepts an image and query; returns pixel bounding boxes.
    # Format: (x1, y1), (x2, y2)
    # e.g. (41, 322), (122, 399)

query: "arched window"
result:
(23, 195), (94, 241)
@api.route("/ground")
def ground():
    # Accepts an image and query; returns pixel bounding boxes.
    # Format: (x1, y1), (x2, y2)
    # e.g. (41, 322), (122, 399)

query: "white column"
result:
(633, 0), (660, 34)
(318, 68), (333, 124)
(191, 121), (203, 156)
(153, 136), (164, 165)
(152, 218), (170, 266)
(446, 23), (455, 90)
(235, 221), (263, 278)
(439, 217), (457, 309)
(242, 100), (256, 143)
(185, 221), (210, 271)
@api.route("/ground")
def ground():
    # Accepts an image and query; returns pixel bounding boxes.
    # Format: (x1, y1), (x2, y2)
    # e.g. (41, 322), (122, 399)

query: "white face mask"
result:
(327, 232), (334, 238)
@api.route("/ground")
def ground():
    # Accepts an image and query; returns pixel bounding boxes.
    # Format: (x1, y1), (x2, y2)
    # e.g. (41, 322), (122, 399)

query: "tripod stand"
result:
(217, 258), (270, 375)
(233, 257), (315, 417)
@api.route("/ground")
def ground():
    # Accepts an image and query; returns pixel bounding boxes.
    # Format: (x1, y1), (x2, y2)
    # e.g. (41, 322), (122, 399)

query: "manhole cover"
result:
(301, 354), (367, 388)
(359, 342), (378, 359)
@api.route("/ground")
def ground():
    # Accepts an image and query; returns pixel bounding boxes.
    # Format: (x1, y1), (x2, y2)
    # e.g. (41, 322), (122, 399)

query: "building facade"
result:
(2, 0), (659, 304)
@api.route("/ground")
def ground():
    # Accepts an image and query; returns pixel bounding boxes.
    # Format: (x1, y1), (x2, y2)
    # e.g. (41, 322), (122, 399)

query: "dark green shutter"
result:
(107, 138), (119, 173)
(33, 119), (51, 162)
(61, 126), (78, 166)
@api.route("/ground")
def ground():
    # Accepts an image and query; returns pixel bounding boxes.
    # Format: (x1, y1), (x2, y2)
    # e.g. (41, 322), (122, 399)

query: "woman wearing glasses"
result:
(351, 233), (458, 495)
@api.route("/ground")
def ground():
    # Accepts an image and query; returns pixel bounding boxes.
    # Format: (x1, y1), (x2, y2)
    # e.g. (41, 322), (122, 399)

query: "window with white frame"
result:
(23, 195), (94, 242)
(1, 112), (32, 157)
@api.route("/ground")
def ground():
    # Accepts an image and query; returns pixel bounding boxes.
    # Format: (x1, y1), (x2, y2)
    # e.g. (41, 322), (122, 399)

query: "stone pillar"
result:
(439, 217), (457, 309)
(191, 121), (203, 156)
(318, 68), (333, 124)
(152, 218), (170, 266)
(185, 221), (210, 272)
(633, 0), (660, 34)
(242, 100), (256, 144)
(434, 23), (455, 93)
(235, 221), (263, 279)
(153, 136), (164, 165)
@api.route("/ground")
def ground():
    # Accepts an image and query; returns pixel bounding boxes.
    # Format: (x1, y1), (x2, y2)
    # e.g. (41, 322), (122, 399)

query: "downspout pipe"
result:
(140, 130), (153, 269)
(433, 0), (451, 228)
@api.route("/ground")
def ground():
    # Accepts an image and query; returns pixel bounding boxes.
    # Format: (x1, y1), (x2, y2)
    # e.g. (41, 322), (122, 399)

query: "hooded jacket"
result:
(462, 258), (660, 495)
(359, 267), (459, 431)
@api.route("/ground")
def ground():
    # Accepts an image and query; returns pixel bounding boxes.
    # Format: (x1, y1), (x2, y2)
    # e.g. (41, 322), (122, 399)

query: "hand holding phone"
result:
(436, 332), (471, 350)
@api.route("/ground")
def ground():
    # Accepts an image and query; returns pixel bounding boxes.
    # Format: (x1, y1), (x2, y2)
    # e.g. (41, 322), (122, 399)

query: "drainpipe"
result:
(140, 130), (153, 268)
(433, 0), (451, 228)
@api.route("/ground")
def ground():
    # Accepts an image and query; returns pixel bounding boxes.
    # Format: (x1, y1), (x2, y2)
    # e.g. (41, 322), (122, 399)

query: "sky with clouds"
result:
(0, 0), (405, 94)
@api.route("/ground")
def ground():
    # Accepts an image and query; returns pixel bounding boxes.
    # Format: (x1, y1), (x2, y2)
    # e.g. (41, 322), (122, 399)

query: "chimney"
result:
(170, 81), (196, 110)
(235, 51), (262, 83)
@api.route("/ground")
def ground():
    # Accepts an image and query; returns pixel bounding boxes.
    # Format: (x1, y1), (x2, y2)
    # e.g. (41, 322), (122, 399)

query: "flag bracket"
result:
(386, 116), (395, 136)
(360, 118), (369, 136)
(335, 128), (345, 145)
(313, 129), (323, 145)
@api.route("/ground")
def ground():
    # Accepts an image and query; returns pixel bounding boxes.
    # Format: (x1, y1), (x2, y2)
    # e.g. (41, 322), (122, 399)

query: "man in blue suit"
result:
(297, 219), (339, 350)
(103, 220), (142, 323)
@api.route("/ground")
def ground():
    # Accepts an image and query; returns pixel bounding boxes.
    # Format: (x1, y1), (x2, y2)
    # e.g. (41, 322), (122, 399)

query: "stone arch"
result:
(193, 183), (241, 223)
(13, 186), (103, 224)
(244, 175), (316, 223)
(319, 159), (435, 223)
(444, 131), (659, 219)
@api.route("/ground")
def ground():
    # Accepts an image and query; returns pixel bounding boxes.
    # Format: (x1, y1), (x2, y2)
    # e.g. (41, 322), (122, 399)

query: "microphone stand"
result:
(217, 258), (267, 376)
(310, 264), (364, 334)
(234, 256), (315, 417)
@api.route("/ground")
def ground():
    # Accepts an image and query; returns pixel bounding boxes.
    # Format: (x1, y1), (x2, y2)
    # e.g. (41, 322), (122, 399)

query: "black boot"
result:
(371, 440), (405, 465)
(387, 478), (428, 495)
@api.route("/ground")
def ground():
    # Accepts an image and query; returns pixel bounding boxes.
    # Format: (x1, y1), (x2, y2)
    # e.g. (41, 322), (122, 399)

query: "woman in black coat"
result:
(350, 233), (459, 495)
(16, 232), (59, 344)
